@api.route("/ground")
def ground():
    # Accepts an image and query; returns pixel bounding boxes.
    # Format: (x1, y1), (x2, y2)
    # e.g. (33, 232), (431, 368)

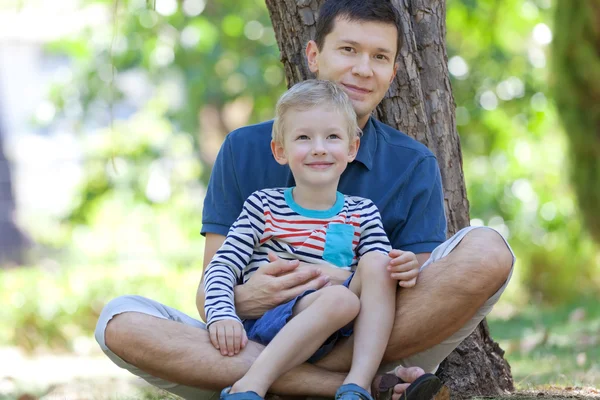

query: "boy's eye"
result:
(328, 134), (341, 139)
(297, 135), (310, 140)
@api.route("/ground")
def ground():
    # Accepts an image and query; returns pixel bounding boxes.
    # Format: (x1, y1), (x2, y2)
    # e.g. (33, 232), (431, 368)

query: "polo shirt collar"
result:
(354, 117), (377, 170)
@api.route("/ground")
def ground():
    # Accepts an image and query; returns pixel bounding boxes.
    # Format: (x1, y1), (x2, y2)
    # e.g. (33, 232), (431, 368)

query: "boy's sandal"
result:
(335, 383), (374, 400)
(372, 371), (448, 400)
(220, 387), (265, 400)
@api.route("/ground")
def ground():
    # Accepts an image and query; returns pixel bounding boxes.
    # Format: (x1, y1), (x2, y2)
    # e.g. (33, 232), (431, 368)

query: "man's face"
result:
(306, 17), (399, 128)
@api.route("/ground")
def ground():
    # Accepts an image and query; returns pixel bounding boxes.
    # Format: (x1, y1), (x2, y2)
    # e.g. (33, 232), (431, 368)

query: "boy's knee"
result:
(320, 286), (360, 318)
(357, 255), (392, 282)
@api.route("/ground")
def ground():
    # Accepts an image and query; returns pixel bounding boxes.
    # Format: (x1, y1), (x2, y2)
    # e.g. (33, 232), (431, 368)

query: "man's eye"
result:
(376, 54), (389, 61)
(342, 47), (354, 52)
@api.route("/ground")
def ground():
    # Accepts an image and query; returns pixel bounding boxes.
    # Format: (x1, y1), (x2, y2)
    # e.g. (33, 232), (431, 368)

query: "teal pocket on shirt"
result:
(322, 223), (355, 268)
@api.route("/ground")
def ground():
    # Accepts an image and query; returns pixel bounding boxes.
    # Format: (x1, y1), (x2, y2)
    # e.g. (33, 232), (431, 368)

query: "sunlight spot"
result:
(264, 65), (283, 86)
(533, 23), (552, 45)
(514, 141), (531, 163)
(448, 56), (469, 79)
(512, 179), (537, 206)
(183, 0), (206, 17)
(531, 92), (547, 111)
(151, 45), (175, 67)
(521, 1), (539, 19)
(470, 218), (484, 227)
(181, 25), (201, 48)
(528, 47), (546, 68)
(479, 90), (498, 110)
(244, 20), (264, 41)
(35, 101), (56, 124)
(156, 0), (178, 16)
(540, 202), (557, 221)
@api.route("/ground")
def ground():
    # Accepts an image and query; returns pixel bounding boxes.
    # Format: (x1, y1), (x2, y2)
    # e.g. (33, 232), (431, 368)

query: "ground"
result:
(1, 346), (598, 400)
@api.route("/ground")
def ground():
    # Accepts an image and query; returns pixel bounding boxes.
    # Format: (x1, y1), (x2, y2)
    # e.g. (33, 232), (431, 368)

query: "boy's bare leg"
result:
(344, 252), (396, 390)
(231, 285), (360, 397)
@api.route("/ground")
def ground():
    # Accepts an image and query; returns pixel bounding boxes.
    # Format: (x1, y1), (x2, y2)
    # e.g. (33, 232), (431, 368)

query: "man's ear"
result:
(306, 40), (320, 74)
(348, 137), (360, 162)
(271, 140), (288, 165)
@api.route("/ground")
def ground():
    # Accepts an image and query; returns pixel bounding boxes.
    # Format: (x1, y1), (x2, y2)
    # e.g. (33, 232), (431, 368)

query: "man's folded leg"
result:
(95, 294), (220, 400)
(95, 294), (348, 399)
(380, 226), (515, 374)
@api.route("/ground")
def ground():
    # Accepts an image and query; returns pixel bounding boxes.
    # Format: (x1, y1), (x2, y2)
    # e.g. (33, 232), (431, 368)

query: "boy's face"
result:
(306, 18), (399, 128)
(271, 107), (359, 190)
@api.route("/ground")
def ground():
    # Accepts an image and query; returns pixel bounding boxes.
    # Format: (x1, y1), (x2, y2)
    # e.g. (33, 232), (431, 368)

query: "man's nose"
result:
(352, 54), (373, 77)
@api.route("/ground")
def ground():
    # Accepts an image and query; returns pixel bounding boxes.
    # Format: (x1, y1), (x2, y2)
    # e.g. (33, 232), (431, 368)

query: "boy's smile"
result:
(271, 107), (359, 209)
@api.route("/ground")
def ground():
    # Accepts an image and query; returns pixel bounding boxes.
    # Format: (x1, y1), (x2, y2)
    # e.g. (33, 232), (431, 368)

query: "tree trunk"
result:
(0, 114), (27, 266)
(552, 0), (600, 245)
(264, 0), (513, 396)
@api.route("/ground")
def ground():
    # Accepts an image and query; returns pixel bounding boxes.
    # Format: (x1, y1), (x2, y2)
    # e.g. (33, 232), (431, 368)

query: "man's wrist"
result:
(233, 284), (261, 320)
(320, 266), (352, 285)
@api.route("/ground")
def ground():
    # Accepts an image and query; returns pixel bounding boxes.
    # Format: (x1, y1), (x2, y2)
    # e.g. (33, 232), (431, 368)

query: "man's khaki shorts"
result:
(95, 226), (515, 400)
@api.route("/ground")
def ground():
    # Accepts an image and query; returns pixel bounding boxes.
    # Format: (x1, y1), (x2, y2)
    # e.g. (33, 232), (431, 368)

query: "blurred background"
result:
(0, 0), (598, 398)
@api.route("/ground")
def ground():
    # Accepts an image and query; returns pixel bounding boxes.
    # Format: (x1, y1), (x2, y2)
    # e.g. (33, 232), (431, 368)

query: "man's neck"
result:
(358, 115), (370, 130)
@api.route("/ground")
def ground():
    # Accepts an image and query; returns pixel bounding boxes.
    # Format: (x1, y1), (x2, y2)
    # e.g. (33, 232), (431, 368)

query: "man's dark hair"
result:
(315, 0), (403, 60)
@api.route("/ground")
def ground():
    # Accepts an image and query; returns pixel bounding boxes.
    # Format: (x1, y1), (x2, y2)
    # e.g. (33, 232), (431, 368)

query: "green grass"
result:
(488, 296), (600, 390)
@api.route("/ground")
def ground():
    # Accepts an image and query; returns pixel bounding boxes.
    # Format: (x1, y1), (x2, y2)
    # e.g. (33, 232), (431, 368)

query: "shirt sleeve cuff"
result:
(201, 223), (230, 237)
(401, 241), (442, 254)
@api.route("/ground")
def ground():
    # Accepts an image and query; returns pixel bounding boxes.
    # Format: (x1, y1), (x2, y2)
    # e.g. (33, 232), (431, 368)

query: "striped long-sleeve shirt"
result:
(204, 187), (392, 327)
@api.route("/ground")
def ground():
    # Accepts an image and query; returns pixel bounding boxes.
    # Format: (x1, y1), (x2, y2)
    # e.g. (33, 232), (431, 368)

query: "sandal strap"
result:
(335, 383), (374, 400)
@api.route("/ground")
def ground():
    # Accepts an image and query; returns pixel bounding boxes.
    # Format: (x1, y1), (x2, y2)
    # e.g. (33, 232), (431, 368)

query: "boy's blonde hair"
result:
(272, 79), (361, 145)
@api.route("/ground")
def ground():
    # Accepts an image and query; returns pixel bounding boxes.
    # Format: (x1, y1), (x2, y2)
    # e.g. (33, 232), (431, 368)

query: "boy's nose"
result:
(312, 140), (327, 155)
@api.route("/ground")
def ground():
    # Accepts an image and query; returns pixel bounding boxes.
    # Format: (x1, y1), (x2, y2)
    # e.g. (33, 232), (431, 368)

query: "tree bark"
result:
(552, 0), (600, 245)
(0, 114), (27, 267)
(264, 0), (513, 396)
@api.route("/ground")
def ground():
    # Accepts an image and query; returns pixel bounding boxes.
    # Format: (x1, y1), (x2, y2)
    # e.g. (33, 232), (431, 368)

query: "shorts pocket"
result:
(322, 223), (355, 267)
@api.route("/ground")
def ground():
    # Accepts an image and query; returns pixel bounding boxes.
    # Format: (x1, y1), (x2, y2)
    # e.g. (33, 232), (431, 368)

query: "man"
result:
(95, 1), (515, 399)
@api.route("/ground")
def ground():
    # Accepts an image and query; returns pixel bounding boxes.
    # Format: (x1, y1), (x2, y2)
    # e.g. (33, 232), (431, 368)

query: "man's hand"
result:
(295, 261), (352, 285)
(208, 319), (248, 357)
(234, 252), (330, 319)
(387, 249), (420, 288)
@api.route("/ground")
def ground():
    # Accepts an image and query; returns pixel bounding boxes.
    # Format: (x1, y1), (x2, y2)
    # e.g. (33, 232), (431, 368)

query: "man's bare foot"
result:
(391, 366), (425, 397)
(372, 366), (447, 400)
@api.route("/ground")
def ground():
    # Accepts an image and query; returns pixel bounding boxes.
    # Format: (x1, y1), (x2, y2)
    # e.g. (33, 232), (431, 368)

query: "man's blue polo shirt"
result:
(202, 117), (447, 254)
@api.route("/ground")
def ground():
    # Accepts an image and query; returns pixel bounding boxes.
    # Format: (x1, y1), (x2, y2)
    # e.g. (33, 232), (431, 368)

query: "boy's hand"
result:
(208, 319), (248, 356)
(387, 249), (420, 288)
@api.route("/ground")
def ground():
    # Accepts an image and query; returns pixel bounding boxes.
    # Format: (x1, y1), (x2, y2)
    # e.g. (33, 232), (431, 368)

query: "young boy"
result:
(204, 80), (415, 400)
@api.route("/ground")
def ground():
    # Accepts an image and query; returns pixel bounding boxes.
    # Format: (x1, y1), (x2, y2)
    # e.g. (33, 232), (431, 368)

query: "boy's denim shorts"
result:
(242, 272), (355, 363)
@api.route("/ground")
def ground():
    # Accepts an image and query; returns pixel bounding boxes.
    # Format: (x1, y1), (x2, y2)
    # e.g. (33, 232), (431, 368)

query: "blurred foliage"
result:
(446, 0), (599, 302)
(36, 0), (286, 264)
(0, 262), (199, 353)
(551, 0), (600, 245)
(2, 0), (600, 352)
